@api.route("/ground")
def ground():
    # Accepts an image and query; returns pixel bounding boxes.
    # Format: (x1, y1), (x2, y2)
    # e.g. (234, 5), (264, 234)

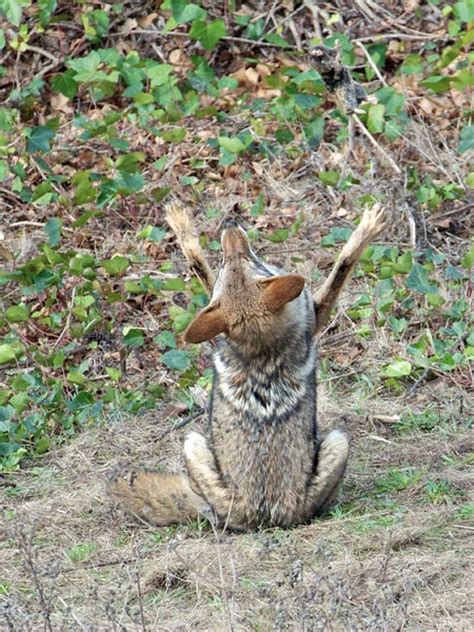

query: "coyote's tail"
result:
(165, 200), (215, 295)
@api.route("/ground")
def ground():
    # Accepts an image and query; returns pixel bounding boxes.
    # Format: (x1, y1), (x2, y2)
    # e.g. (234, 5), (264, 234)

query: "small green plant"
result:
(66, 542), (97, 563)
(375, 468), (422, 494)
(0, 580), (10, 596)
(423, 479), (461, 504)
(454, 502), (474, 521)
(351, 514), (398, 533)
(395, 408), (464, 433)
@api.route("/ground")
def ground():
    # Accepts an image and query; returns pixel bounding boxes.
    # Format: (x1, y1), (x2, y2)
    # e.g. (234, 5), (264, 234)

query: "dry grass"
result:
(1, 377), (472, 631)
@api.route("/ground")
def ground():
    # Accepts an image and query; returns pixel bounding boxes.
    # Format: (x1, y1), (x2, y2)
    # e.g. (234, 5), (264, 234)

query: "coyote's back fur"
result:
(108, 201), (387, 530)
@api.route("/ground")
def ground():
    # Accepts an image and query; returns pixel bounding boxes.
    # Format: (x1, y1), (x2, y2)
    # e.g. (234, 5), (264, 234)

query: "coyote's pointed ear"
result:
(260, 274), (305, 312)
(184, 304), (227, 343)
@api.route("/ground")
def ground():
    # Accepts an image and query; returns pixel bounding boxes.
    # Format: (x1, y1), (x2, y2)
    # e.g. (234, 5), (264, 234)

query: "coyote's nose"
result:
(221, 224), (251, 258)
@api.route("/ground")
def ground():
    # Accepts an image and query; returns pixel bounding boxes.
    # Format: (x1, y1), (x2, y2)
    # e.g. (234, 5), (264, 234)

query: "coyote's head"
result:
(184, 221), (306, 346)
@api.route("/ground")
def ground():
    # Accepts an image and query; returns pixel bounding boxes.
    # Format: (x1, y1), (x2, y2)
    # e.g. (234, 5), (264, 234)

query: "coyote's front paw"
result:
(358, 202), (388, 241)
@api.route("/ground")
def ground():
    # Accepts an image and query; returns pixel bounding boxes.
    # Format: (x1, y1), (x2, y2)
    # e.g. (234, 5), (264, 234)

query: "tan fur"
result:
(165, 200), (215, 295)
(261, 274), (306, 312)
(185, 304), (227, 344)
(313, 203), (387, 332)
(108, 202), (387, 530)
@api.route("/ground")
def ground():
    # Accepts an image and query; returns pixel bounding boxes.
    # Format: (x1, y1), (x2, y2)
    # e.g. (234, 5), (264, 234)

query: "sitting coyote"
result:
(108, 202), (387, 530)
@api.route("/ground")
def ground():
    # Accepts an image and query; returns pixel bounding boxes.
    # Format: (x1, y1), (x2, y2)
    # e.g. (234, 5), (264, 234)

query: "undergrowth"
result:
(0, 1), (472, 469)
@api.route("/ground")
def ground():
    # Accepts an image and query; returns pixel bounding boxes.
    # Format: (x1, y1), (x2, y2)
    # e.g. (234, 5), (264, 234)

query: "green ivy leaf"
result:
(458, 125), (474, 154)
(454, 0), (474, 22)
(161, 349), (192, 371)
(116, 172), (144, 193)
(426, 293), (445, 307)
(0, 0), (22, 26)
(161, 278), (186, 291)
(400, 54), (424, 76)
(44, 218), (63, 247)
(318, 171), (340, 186)
(106, 367), (122, 381)
(137, 226), (167, 242)
(367, 104), (385, 133)
(0, 344), (16, 364)
(420, 75), (451, 94)
(161, 127), (187, 143)
(382, 359), (412, 378)
(122, 327), (144, 347)
(406, 263), (438, 294)
(145, 63), (174, 87)
(5, 304), (28, 323)
(303, 117), (324, 149)
(170, 0), (207, 24)
(66, 370), (86, 385)
(151, 186), (172, 202)
(190, 19), (227, 50)
(153, 330), (176, 350)
(101, 255), (129, 275)
(263, 32), (289, 47)
(218, 136), (246, 153)
(460, 245), (474, 269)
(251, 192), (265, 216)
(264, 228), (289, 243)
(0, 159), (8, 182)
(74, 177), (96, 205)
(393, 251), (413, 274)
(27, 126), (55, 153)
(115, 152), (145, 173)
(0, 405), (15, 424)
(51, 72), (78, 98)
(169, 305), (194, 333)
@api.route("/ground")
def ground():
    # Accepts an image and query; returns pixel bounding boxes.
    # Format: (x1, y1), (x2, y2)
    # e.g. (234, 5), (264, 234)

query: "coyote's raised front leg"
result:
(165, 201), (215, 295)
(107, 468), (209, 526)
(314, 203), (387, 333)
(304, 429), (349, 518)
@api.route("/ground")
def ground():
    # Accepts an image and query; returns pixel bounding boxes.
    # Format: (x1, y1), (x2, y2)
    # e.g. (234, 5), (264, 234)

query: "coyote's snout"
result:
(108, 202), (387, 530)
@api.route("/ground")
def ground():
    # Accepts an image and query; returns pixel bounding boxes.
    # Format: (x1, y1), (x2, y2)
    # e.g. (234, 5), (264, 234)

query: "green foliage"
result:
(0, 0), (471, 469)
(375, 468), (422, 494)
(66, 542), (97, 563)
(423, 478), (461, 504)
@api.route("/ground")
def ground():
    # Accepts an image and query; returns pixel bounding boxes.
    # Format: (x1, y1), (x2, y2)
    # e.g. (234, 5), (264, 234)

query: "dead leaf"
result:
(333, 346), (362, 367)
(137, 13), (157, 28)
(0, 244), (14, 261)
(50, 93), (73, 113)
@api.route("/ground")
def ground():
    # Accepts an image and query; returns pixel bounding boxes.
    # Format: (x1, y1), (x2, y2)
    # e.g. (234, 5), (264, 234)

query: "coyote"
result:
(108, 202), (387, 529)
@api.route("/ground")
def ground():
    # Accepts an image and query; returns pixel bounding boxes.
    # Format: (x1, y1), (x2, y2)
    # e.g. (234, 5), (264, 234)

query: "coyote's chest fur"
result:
(212, 326), (316, 425)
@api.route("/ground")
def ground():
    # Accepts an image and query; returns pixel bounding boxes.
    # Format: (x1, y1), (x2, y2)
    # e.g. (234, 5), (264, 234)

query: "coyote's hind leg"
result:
(107, 468), (209, 526)
(314, 203), (387, 333)
(183, 431), (238, 526)
(305, 430), (349, 518)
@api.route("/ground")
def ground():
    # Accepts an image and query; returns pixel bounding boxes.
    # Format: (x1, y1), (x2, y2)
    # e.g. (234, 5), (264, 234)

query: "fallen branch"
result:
(353, 113), (402, 175)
